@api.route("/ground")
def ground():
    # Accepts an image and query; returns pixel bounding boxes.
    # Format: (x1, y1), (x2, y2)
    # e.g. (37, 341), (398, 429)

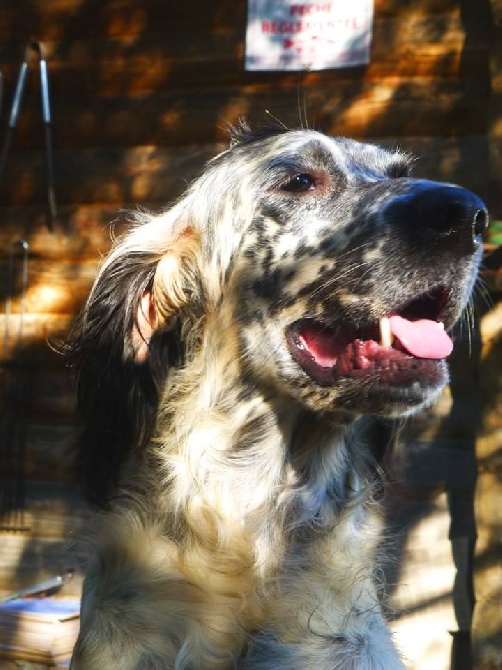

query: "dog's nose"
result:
(415, 185), (487, 239)
(387, 182), (488, 253)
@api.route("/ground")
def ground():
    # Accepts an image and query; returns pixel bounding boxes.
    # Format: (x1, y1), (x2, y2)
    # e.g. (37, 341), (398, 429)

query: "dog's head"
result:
(68, 124), (487, 504)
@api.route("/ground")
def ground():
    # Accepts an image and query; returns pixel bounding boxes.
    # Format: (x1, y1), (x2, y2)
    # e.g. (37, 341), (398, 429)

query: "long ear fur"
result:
(66, 210), (203, 507)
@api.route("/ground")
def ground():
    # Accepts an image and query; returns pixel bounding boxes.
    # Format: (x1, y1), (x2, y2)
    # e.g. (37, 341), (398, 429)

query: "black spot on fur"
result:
(320, 237), (336, 253)
(252, 268), (284, 300)
(233, 414), (273, 451)
(294, 242), (310, 260)
(239, 307), (266, 326)
(260, 203), (289, 224)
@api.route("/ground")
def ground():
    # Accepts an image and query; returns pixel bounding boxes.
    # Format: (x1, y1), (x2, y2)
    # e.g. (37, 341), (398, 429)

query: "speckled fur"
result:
(67, 124), (485, 669)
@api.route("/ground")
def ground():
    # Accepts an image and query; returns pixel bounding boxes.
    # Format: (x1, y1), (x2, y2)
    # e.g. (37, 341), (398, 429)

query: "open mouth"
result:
(287, 287), (453, 386)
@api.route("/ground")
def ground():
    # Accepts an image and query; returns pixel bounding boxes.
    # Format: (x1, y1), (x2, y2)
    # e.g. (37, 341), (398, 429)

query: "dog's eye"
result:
(281, 173), (316, 193)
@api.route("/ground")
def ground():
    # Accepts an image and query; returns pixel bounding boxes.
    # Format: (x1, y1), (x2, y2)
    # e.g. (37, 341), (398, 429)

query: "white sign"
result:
(246, 0), (374, 71)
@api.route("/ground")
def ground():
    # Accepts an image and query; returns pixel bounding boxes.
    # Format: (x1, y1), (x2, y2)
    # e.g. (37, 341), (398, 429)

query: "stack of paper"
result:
(0, 598), (80, 666)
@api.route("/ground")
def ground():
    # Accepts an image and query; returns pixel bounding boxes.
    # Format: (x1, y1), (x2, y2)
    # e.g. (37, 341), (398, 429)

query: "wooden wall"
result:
(0, 0), (499, 667)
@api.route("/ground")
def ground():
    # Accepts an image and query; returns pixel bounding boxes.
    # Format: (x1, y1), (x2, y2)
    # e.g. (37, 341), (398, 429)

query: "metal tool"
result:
(0, 42), (57, 231)
(1, 571), (74, 603)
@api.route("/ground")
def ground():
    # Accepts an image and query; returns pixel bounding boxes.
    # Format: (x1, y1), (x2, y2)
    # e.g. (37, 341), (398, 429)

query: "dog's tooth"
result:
(438, 321), (445, 330)
(379, 317), (393, 348)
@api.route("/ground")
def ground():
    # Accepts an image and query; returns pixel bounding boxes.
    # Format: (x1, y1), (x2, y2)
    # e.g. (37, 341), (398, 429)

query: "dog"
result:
(68, 123), (487, 669)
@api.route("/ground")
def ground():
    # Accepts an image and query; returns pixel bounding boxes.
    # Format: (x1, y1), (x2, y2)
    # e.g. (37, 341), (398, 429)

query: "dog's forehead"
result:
(318, 134), (403, 174)
(237, 129), (408, 179)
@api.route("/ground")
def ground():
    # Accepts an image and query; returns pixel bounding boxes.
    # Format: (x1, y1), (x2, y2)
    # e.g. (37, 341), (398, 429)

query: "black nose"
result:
(386, 182), (488, 253)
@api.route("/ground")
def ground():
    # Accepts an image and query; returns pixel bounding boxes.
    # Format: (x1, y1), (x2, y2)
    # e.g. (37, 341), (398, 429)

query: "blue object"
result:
(0, 598), (80, 617)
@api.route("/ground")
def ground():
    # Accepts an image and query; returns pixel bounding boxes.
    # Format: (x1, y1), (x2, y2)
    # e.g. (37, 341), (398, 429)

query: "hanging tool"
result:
(1, 570), (74, 603)
(0, 41), (57, 231)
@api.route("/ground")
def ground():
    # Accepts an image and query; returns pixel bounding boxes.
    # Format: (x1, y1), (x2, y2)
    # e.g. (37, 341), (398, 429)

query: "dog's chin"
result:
(286, 320), (450, 418)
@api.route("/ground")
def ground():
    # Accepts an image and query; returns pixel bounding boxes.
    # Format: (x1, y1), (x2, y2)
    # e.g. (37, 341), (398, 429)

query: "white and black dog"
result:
(68, 124), (487, 669)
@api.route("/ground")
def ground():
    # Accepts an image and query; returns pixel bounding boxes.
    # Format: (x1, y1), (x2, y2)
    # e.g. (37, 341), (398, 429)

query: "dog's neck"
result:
(149, 314), (378, 571)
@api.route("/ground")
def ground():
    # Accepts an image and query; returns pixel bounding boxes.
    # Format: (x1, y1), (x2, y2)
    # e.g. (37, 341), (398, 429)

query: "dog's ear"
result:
(131, 229), (202, 362)
(66, 215), (202, 507)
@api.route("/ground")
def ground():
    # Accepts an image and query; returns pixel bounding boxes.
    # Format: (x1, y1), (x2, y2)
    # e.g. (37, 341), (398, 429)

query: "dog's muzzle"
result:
(286, 179), (487, 401)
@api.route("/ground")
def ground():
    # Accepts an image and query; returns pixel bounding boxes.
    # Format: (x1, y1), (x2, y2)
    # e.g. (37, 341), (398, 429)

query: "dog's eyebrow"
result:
(345, 150), (412, 183)
(311, 134), (412, 181)
(266, 154), (312, 173)
(266, 139), (342, 173)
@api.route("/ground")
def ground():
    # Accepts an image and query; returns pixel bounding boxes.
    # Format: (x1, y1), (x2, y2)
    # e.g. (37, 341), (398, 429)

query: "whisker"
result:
(311, 261), (370, 298)
(314, 240), (376, 271)
(466, 300), (474, 357)
(474, 275), (494, 311)
(297, 75), (307, 130)
(310, 241), (387, 298)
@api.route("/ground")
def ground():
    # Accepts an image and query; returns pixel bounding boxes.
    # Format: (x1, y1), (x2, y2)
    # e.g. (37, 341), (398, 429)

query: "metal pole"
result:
(34, 42), (57, 231)
(0, 61), (28, 183)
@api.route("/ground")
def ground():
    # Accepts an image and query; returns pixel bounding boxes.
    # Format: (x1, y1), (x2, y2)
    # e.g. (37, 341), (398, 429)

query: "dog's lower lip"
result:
(287, 319), (449, 386)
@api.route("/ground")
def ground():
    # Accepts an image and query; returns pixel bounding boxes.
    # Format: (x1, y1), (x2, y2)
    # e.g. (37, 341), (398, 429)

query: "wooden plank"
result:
(0, 314), (73, 359)
(376, 0), (457, 17)
(394, 135), (491, 197)
(27, 369), (76, 421)
(0, 11), (484, 80)
(0, 13), (488, 104)
(0, 0), (465, 47)
(5, 76), (487, 153)
(0, 0), (247, 42)
(2, 47), (488, 144)
(23, 425), (78, 481)
(0, 370), (71, 433)
(0, 256), (99, 314)
(0, 204), (145, 258)
(0, 142), (220, 204)
(0, 370), (75, 423)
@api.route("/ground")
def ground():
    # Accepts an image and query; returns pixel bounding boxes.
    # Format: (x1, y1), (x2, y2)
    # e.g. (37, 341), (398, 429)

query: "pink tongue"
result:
(388, 315), (453, 359)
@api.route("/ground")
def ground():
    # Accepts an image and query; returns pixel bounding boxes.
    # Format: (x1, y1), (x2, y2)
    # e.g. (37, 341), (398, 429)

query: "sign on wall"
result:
(245, 0), (374, 71)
